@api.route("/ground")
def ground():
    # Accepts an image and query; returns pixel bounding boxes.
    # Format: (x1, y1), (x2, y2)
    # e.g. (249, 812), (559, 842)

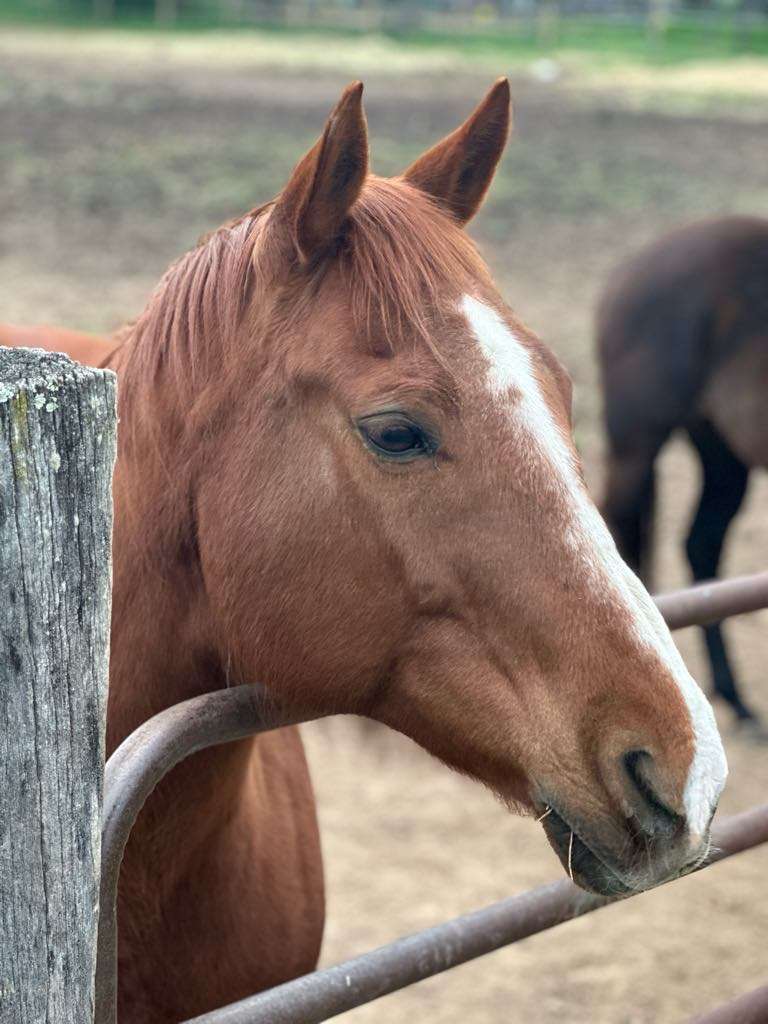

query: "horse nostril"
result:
(623, 750), (684, 839)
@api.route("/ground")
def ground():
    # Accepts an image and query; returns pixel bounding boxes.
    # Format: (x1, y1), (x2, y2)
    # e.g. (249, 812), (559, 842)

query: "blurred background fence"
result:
(4, 0), (768, 58)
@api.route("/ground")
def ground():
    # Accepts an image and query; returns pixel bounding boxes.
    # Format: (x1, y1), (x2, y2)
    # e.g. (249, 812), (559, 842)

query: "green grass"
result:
(387, 18), (768, 65)
(2, 2), (768, 66)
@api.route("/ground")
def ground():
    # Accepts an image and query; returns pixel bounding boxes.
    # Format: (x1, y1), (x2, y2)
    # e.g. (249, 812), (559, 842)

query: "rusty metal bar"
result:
(690, 984), (768, 1024)
(655, 571), (768, 631)
(95, 685), (309, 1024)
(182, 804), (768, 1024)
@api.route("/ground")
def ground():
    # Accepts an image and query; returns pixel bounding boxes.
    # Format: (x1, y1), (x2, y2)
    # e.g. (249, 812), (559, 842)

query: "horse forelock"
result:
(340, 177), (488, 356)
(118, 176), (489, 402)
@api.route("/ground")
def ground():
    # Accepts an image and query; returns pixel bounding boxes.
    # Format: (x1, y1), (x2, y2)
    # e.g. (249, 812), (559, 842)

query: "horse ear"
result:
(401, 78), (511, 225)
(276, 81), (368, 264)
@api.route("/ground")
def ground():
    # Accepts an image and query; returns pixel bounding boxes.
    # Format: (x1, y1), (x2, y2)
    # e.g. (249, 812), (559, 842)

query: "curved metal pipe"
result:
(95, 685), (308, 1024)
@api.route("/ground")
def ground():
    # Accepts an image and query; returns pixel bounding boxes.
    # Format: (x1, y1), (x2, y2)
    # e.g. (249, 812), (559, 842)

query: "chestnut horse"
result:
(0, 323), (114, 367)
(598, 216), (768, 726)
(2, 82), (726, 1022)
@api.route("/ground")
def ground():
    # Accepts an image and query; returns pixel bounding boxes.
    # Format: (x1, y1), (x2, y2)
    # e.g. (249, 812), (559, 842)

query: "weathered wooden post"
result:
(0, 348), (116, 1023)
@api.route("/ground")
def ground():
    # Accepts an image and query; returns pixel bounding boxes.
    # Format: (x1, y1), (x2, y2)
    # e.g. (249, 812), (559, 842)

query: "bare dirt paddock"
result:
(2, 30), (767, 1023)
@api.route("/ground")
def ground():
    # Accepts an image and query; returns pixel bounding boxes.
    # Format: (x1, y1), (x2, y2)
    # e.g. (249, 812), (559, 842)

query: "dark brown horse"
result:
(3, 82), (726, 1021)
(598, 215), (768, 725)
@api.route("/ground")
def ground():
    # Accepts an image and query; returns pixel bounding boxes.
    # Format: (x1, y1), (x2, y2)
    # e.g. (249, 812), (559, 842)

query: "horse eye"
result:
(358, 414), (434, 461)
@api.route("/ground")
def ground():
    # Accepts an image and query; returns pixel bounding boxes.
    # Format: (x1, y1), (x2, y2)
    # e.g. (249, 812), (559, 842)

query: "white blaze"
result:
(460, 293), (727, 835)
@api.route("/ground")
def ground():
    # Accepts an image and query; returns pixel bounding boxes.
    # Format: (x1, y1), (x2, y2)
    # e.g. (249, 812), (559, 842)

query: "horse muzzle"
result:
(540, 802), (711, 897)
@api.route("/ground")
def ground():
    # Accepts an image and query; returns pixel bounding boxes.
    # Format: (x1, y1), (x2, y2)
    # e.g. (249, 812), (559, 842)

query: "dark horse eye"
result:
(358, 414), (434, 461)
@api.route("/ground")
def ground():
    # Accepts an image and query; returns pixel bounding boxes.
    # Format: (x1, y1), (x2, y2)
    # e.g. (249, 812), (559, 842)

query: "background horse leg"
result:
(685, 419), (755, 722)
(602, 443), (662, 589)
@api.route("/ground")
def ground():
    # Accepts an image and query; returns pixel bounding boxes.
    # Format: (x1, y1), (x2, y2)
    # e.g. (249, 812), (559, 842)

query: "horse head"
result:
(117, 80), (726, 898)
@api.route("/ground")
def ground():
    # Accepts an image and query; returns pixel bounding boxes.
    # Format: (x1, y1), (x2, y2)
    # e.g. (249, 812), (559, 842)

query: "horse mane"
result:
(116, 176), (489, 406)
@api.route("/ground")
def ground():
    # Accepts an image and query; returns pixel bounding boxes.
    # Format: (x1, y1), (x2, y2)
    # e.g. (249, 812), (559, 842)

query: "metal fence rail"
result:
(654, 571), (768, 631)
(97, 570), (768, 1024)
(690, 983), (768, 1024)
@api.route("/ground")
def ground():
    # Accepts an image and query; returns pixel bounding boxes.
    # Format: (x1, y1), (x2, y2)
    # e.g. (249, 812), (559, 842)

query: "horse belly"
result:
(700, 334), (768, 468)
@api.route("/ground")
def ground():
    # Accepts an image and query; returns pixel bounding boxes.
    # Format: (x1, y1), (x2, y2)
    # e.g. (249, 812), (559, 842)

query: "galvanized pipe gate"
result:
(96, 572), (768, 1024)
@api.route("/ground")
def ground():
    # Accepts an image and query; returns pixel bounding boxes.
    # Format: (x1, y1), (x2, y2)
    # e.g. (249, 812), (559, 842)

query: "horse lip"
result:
(539, 804), (637, 897)
(537, 801), (711, 897)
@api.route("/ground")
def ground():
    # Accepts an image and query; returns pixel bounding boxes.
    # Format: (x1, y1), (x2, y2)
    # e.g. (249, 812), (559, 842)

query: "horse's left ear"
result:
(275, 81), (369, 264)
(402, 78), (511, 225)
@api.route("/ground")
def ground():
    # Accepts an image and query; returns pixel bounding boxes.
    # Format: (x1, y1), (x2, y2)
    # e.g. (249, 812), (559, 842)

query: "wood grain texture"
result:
(0, 347), (116, 1024)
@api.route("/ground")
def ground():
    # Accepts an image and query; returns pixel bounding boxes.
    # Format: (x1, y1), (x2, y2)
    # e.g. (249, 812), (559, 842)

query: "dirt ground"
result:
(3, 30), (767, 1023)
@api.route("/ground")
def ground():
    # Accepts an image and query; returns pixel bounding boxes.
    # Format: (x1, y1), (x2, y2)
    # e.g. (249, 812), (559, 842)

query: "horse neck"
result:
(105, 342), (224, 756)
(103, 341), (262, 888)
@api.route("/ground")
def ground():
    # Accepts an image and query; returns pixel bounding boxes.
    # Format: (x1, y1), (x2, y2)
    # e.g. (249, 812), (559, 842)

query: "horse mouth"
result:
(540, 807), (636, 897)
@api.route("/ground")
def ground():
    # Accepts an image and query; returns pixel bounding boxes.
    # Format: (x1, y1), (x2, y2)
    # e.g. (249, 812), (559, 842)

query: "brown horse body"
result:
(598, 216), (768, 722)
(3, 84), (727, 1021)
(0, 323), (116, 366)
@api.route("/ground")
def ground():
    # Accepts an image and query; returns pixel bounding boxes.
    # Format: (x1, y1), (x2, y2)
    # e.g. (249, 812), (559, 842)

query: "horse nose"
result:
(622, 750), (686, 840)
